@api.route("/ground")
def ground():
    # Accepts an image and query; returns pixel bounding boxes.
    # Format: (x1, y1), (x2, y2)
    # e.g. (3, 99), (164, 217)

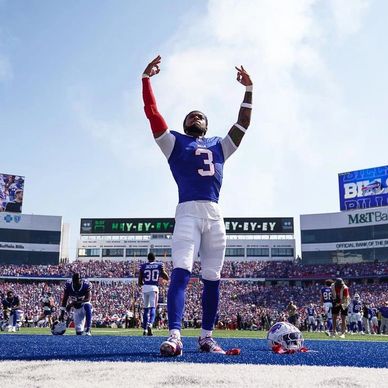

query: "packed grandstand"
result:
(1, 259), (387, 333)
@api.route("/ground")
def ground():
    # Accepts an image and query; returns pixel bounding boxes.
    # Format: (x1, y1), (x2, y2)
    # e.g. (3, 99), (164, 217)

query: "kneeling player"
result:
(2, 290), (23, 332)
(59, 273), (93, 335)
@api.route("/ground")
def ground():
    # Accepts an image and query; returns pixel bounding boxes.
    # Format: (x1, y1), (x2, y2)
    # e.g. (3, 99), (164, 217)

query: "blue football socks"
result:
(202, 279), (220, 331)
(167, 268), (191, 331)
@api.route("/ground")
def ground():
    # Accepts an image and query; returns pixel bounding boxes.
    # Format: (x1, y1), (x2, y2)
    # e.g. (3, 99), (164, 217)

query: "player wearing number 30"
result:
(138, 252), (169, 336)
(142, 55), (252, 356)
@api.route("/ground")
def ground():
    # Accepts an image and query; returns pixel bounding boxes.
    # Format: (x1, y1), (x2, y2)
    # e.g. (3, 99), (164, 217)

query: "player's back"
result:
(321, 286), (333, 303)
(140, 262), (164, 291)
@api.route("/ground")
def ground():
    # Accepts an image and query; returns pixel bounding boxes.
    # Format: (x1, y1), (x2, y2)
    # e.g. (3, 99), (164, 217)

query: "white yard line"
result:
(0, 361), (387, 388)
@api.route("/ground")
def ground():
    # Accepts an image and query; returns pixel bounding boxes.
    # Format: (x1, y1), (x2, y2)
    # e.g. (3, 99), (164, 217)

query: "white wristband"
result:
(234, 123), (247, 133)
(241, 103), (252, 109)
(142, 74), (150, 79)
(245, 85), (253, 92)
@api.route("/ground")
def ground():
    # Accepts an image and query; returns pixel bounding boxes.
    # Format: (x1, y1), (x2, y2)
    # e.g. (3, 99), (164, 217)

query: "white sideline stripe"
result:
(0, 361), (387, 388)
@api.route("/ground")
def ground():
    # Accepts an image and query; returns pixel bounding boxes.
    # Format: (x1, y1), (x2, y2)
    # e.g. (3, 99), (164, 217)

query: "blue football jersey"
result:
(321, 286), (333, 302)
(64, 280), (91, 307)
(307, 307), (315, 316)
(351, 300), (362, 313)
(168, 131), (225, 203)
(140, 262), (164, 286)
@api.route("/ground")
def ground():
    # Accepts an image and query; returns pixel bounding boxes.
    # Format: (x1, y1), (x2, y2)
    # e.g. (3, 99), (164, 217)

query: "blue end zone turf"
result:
(0, 336), (387, 368)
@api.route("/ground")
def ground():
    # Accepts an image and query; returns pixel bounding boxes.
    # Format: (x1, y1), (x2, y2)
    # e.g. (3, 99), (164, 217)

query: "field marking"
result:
(0, 361), (387, 388)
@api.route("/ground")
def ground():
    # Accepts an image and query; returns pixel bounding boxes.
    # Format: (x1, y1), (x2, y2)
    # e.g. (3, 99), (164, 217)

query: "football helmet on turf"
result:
(51, 320), (67, 335)
(267, 322), (304, 351)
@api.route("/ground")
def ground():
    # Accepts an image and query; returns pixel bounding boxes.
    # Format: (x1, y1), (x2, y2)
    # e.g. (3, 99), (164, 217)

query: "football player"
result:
(138, 252), (169, 336)
(349, 293), (363, 334)
(142, 55), (252, 356)
(59, 273), (93, 335)
(331, 278), (350, 338)
(306, 303), (316, 332)
(320, 279), (333, 334)
(2, 290), (22, 332)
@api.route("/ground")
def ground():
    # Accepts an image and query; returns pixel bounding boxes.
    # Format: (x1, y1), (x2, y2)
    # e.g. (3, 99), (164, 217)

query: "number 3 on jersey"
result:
(196, 148), (215, 176)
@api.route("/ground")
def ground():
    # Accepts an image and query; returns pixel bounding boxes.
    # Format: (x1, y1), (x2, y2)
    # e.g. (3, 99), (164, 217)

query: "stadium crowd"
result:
(1, 277), (387, 333)
(0, 259), (386, 279)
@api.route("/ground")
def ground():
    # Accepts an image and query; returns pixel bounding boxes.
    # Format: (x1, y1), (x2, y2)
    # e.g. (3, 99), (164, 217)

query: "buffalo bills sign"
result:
(339, 165), (388, 211)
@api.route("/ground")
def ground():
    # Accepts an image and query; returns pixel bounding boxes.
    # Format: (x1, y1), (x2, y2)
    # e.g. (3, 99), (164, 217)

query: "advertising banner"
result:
(339, 165), (388, 211)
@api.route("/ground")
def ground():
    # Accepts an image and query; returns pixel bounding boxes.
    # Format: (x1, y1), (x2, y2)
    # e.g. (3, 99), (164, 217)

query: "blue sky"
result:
(1, 0), (387, 256)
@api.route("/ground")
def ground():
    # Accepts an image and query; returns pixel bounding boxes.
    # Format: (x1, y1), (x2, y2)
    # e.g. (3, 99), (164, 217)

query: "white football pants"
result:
(172, 215), (226, 281)
(143, 291), (158, 308)
(323, 302), (333, 319)
(73, 303), (92, 332)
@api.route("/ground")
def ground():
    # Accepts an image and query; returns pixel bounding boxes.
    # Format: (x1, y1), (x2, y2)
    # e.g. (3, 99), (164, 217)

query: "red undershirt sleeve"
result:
(142, 76), (168, 137)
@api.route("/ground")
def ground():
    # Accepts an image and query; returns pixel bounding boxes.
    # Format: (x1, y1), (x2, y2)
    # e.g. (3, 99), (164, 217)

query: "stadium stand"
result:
(0, 260), (387, 333)
(0, 260), (387, 280)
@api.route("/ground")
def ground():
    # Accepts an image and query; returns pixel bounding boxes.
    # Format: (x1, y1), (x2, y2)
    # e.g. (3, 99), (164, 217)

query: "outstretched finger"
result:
(150, 55), (161, 65)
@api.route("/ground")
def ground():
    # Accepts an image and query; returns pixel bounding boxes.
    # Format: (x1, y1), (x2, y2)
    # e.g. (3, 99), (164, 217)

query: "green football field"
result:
(1, 327), (387, 341)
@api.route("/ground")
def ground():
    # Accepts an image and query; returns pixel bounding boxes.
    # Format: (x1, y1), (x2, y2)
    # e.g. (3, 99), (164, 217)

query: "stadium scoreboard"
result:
(80, 217), (294, 235)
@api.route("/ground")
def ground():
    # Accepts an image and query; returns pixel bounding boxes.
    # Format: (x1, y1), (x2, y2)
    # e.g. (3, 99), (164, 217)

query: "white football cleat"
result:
(160, 335), (183, 357)
(198, 336), (225, 354)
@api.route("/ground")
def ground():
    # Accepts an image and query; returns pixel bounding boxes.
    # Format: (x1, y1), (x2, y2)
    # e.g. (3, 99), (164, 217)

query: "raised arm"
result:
(142, 55), (168, 139)
(221, 66), (252, 159)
